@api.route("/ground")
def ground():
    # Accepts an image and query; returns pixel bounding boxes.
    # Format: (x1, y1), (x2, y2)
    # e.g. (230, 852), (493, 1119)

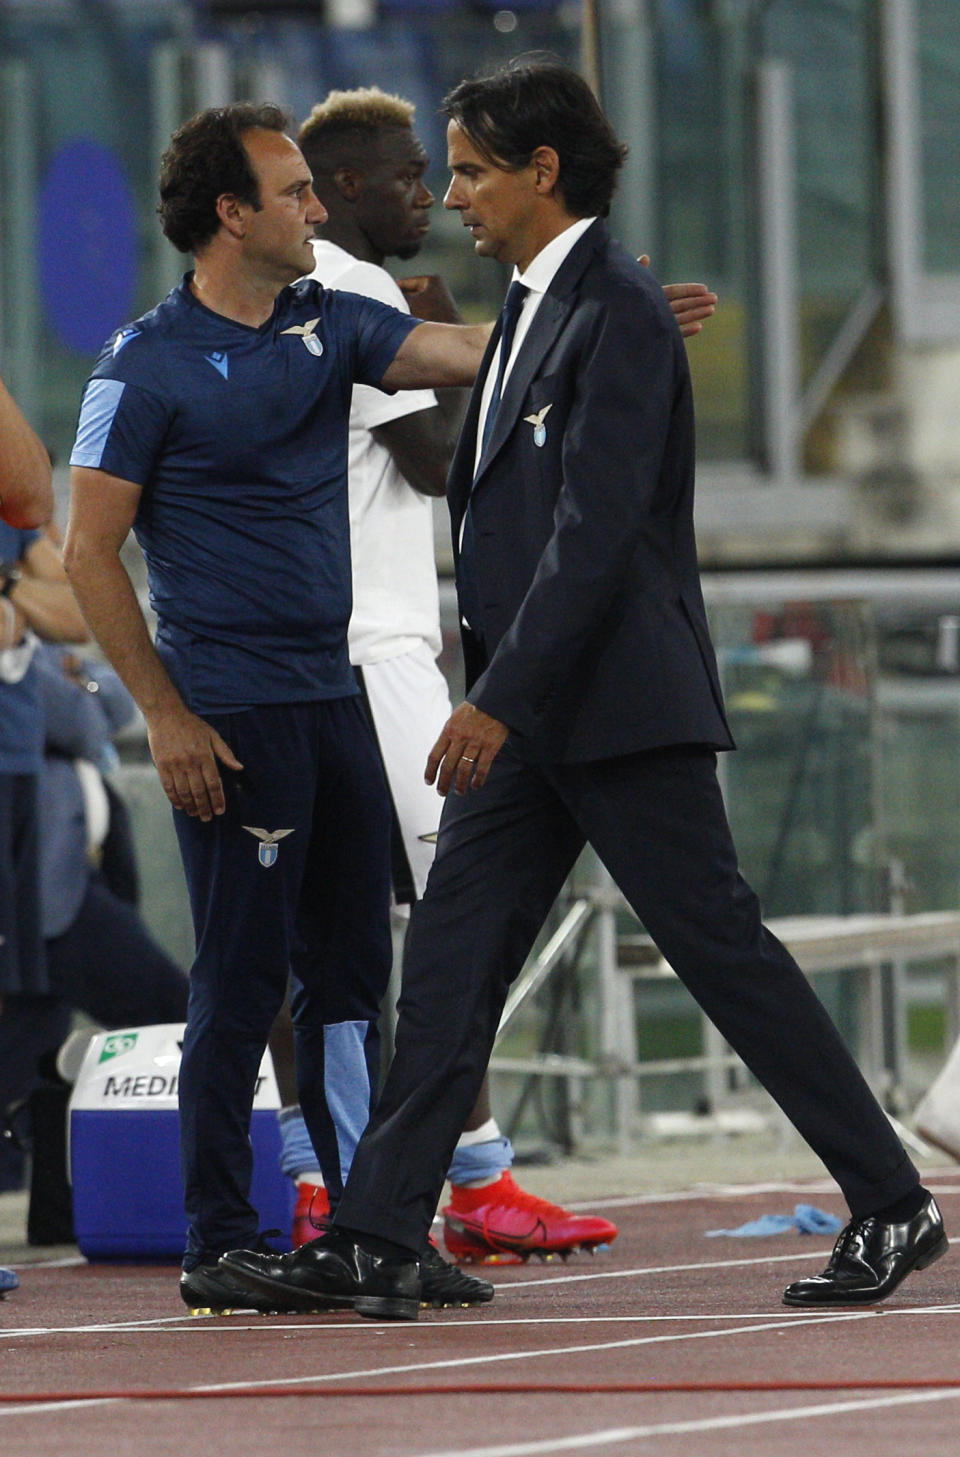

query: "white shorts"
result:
(357, 642), (452, 902)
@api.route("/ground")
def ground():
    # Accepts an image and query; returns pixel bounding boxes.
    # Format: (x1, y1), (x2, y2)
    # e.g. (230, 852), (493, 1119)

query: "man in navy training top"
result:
(64, 103), (490, 1312)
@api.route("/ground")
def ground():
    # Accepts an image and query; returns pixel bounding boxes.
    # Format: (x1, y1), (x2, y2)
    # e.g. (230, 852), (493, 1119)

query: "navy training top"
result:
(70, 275), (421, 714)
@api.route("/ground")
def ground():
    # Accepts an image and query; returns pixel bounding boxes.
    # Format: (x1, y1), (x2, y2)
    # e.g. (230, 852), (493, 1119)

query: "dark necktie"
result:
(478, 280), (529, 459)
(459, 281), (529, 638)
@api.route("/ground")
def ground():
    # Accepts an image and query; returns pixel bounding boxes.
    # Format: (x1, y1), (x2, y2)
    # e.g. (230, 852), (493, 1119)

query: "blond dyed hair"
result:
(299, 88), (416, 157)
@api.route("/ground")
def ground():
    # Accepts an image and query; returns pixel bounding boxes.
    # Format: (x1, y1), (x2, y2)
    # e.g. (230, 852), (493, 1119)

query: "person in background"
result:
(0, 202), (94, 1303)
(37, 643), (189, 1033)
(0, 378), (53, 529)
(0, 515), (60, 1299)
(1, 642), (191, 1245)
(0, 522), (88, 1192)
(271, 85), (716, 1265)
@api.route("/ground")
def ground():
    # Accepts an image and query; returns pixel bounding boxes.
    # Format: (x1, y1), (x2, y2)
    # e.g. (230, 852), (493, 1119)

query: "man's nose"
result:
(442, 179), (461, 209)
(307, 191), (328, 225)
(417, 181), (435, 209)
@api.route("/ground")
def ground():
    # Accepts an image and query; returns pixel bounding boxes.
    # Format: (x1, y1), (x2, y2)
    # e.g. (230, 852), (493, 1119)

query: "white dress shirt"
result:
(472, 216), (597, 476)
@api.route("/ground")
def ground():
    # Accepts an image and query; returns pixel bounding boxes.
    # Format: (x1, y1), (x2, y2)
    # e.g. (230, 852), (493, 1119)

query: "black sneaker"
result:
(180, 1231), (285, 1314)
(420, 1242), (494, 1308)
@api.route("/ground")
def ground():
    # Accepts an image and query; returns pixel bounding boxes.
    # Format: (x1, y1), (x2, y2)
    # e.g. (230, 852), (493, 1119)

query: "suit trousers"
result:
(335, 740), (918, 1252)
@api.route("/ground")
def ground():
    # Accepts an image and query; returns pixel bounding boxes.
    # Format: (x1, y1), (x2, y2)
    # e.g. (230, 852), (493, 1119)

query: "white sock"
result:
(455, 1117), (501, 1148)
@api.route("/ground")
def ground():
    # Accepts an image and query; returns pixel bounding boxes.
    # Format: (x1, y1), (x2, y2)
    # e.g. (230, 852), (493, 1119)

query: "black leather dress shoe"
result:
(782, 1192), (948, 1306)
(219, 1228), (421, 1321)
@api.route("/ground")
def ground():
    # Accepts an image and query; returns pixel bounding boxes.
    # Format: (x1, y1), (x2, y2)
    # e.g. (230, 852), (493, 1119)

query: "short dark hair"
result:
(442, 57), (627, 218)
(158, 102), (289, 254)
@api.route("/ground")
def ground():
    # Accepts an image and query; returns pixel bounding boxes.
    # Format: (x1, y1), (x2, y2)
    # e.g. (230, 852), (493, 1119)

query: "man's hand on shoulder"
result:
(663, 281), (718, 337)
(426, 701), (508, 797)
(146, 702), (244, 822)
(639, 254), (718, 338)
(397, 274), (462, 325)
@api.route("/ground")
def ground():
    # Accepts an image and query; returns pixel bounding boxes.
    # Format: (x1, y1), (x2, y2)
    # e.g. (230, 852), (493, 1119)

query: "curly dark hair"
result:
(442, 57), (627, 219)
(158, 102), (289, 254)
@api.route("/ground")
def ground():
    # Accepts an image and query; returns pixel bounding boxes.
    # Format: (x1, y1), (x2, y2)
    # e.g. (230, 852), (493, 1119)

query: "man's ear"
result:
(214, 191), (248, 239)
(530, 146), (561, 196)
(332, 165), (365, 202)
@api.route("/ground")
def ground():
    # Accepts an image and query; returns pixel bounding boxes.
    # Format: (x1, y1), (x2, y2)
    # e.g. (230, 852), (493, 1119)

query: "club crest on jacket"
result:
(523, 403), (552, 448)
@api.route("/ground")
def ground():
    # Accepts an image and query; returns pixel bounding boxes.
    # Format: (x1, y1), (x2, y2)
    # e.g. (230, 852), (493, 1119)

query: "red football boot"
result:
(443, 1170), (618, 1263)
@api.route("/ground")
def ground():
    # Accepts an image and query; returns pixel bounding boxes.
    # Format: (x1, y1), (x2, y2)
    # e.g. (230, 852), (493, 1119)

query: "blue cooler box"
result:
(69, 1023), (294, 1262)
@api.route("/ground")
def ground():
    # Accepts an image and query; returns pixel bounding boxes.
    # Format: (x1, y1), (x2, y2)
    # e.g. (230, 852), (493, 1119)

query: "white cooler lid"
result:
(69, 1023), (281, 1112)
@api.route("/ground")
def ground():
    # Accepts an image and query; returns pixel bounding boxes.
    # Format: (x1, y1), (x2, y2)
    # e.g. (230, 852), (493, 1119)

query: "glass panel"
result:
(917, 0), (960, 270)
(644, 2), (752, 457)
(709, 594), (881, 916)
(0, 0), (909, 476)
(876, 593), (960, 910)
(0, 3), (181, 463)
(761, 0), (881, 384)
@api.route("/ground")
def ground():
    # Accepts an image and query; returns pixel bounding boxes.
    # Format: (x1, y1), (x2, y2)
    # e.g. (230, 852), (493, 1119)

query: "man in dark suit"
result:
(221, 58), (946, 1320)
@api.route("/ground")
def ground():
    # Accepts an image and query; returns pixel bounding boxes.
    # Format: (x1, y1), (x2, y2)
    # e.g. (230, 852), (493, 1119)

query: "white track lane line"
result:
(0, 1399), (118, 1419)
(0, 1314), (236, 1338)
(150, 1302), (960, 1335)
(0, 1247), (838, 1339)
(0, 1251), (835, 1338)
(410, 1388), (960, 1457)
(503, 1231), (960, 1290)
(12, 1171), (959, 1270)
(2, 1306), (958, 1422)
(2, 1255), (87, 1270)
(8, 1302), (960, 1340)
(13, 1171), (958, 1270)
(3, 1232), (959, 1339)
(0, 1308), (929, 1416)
(561, 1175), (960, 1213)
(174, 1308), (952, 1394)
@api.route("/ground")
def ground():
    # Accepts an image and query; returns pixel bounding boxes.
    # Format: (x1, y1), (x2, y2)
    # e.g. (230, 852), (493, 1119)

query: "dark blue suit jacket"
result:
(447, 219), (733, 765)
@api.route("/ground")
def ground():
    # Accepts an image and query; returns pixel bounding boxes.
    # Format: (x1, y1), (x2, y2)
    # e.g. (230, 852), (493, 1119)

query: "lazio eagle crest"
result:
(242, 825), (296, 867)
(523, 403), (552, 447)
(281, 317), (324, 357)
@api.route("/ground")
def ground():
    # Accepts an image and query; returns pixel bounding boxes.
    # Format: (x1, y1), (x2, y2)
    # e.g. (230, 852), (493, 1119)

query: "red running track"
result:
(1, 1168), (959, 1457)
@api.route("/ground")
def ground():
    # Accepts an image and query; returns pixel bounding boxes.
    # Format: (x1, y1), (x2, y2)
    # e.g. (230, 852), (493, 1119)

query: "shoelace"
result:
(827, 1217), (871, 1269)
(253, 1228), (284, 1253)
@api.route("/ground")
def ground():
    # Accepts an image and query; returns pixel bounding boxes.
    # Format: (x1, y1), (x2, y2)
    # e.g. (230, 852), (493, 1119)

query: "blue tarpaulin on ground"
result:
(706, 1203), (844, 1237)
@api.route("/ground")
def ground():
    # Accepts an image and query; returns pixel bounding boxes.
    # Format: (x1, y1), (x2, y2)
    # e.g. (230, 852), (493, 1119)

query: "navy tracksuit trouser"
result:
(174, 696), (393, 1268)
